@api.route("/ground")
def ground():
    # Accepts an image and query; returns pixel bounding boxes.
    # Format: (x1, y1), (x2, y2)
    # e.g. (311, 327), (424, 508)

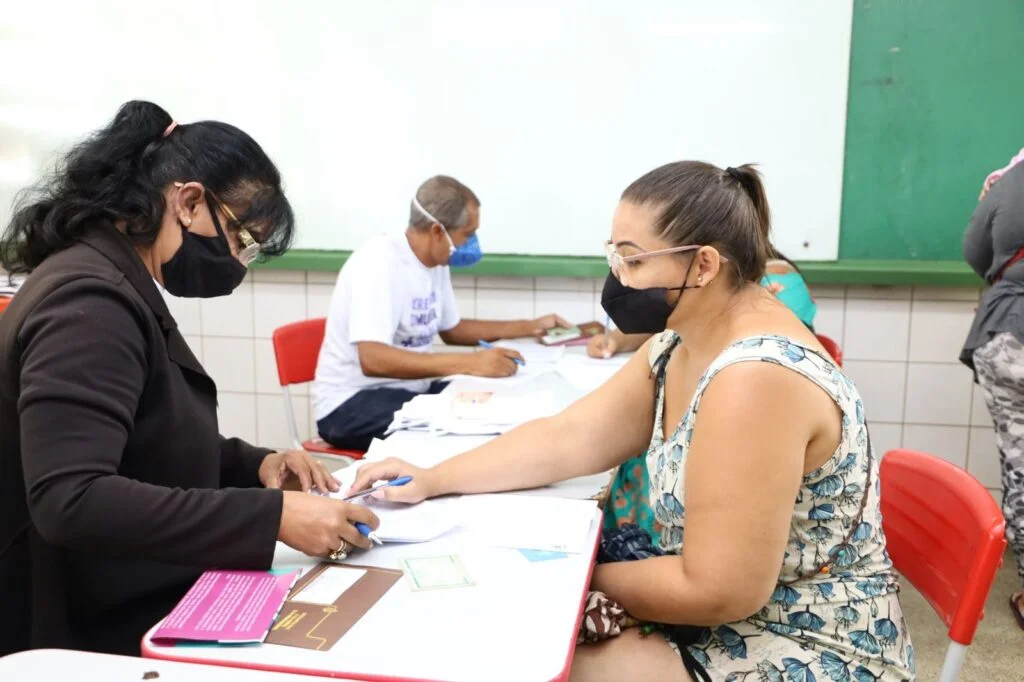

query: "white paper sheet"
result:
(293, 567), (366, 605)
(457, 494), (597, 554)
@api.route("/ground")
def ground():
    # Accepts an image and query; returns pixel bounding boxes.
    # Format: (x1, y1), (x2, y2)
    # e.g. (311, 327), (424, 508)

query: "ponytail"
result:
(724, 165), (771, 244)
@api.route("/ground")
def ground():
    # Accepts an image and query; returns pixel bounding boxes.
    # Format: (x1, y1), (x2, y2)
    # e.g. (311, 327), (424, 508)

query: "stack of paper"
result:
(386, 391), (555, 436)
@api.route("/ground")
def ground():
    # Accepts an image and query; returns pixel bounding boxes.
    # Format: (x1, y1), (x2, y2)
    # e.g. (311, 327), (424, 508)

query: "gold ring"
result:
(328, 540), (351, 562)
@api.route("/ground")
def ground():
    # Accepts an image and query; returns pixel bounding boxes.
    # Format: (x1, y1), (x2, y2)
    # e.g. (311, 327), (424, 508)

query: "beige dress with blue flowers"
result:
(646, 332), (915, 681)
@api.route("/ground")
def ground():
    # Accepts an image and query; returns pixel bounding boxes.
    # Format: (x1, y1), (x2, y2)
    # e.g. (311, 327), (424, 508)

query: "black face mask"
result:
(161, 198), (247, 298)
(600, 258), (700, 334)
(600, 273), (677, 334)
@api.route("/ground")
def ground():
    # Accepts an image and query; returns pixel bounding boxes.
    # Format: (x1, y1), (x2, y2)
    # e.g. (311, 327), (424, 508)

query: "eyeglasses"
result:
(207, 190), (261, 267)
(604, 240), (703, 278)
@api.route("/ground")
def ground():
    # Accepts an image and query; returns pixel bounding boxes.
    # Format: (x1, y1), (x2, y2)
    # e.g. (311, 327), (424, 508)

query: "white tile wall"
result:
(253, 281), (307, 338)
(903, 363), (973, 426)
(967, 426), (1001, 489)
(902, 425), (970, 468)
(171, 272), (1000, 498)
(165, 295), (202, 336)
(306, 283), (335, 319)
(476, 287), (534, 320)
(971, 382), (991, 427)
(844, 360), (906, 423)
(203, 337), (256, 393)
(867, 422), (903, 459)
(183, 335), (204, 362)
(201, 278), (254, 337)
(217, 392), (257, 444)
(535, 289), (595, 327)
(813, 297), (846, 346)
(908, 300), (975, 363)
(843, 297), (911, 362)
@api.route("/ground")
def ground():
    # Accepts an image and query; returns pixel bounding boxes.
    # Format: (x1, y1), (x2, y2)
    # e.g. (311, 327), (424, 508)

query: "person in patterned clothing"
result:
(348, 161), (914, 680)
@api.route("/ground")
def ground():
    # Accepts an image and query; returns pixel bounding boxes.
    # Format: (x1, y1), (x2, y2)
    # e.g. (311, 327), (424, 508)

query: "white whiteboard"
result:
(0, 0), (852, 260)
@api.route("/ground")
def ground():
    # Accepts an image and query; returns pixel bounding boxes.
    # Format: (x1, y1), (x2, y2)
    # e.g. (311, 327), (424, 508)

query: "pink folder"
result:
(152, 569), (300, 644)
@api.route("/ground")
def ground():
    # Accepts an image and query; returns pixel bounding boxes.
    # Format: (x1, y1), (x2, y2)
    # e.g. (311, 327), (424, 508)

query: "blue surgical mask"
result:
(411, 194), (483, 268)
(447, 233), (482, 268)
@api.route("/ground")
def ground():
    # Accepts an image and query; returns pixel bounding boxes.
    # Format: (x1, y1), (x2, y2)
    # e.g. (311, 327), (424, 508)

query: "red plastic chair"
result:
(272, 318), (364, 462)
(815, 333), (843, 367)
(880, 449), (1006, 681)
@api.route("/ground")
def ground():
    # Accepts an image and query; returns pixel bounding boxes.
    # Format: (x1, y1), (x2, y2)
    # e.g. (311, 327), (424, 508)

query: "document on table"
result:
(386, 391), (555, 436)
(457, 494), (597, 554)
(324, 468), (460, 544)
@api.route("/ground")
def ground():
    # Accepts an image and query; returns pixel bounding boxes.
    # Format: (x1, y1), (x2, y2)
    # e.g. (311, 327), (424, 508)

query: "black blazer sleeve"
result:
(219, 436), (273, 489)
(17, 279), (282, 568)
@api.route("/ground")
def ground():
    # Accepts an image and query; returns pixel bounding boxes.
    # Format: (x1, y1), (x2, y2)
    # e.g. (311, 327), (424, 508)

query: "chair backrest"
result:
(272, 318), (327, 386)
(815, 333), (843, 366)
(879, 449), (1006, 645)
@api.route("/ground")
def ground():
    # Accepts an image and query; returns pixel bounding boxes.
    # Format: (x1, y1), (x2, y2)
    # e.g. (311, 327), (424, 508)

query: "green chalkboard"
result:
(840, 0), (1024, 260)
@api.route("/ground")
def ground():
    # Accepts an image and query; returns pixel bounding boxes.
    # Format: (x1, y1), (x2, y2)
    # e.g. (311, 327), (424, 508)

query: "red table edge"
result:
(141, 521), (603, 682)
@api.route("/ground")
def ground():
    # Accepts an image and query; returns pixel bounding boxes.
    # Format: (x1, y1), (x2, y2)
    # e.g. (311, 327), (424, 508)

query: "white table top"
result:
(143, 345), (621, 682)
(144, 512), (601, 682)
(0, 649), (334, 681)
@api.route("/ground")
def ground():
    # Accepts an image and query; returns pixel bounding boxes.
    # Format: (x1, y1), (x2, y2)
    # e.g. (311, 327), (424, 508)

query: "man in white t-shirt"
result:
(312, 175), (569, 451)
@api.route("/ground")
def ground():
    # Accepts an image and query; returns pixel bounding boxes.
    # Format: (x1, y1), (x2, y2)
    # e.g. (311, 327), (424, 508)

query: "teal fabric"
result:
(602, 451), (660, 537)
(761, 272), (817, 328)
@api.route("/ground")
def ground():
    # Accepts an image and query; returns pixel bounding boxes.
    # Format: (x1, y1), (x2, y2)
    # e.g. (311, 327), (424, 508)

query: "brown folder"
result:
(266, 562), (402, 651)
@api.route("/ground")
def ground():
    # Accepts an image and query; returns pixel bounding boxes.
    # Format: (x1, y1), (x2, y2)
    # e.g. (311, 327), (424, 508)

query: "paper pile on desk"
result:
(386, 391), (554, 436)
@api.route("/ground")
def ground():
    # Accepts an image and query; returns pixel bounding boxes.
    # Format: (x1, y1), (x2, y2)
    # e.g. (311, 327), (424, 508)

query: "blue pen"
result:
(478, 340), (525, 366)
(355, 522), (382, 546)
(348, 476), (413, 546)
(343, 475), (413, 501)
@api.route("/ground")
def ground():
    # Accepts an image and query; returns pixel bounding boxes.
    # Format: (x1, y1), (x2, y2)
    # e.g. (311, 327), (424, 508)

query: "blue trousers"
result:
(317, 381), (448, 451)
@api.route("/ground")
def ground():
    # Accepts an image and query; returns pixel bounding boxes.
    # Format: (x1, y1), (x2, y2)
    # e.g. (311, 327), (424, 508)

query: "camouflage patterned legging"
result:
(974, 332), (1024, 586)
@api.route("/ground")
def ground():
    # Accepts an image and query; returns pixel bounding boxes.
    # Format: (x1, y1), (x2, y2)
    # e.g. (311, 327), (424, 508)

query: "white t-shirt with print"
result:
(312, 233), (461, 420)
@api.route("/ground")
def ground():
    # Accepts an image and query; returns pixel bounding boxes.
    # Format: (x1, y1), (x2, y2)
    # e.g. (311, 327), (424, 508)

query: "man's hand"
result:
(462, 347), (524, 377)
(531, 313), (572, 336)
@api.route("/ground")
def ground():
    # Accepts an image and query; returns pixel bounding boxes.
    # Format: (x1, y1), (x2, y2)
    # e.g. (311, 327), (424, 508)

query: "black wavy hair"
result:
(1, 100), (294, 274)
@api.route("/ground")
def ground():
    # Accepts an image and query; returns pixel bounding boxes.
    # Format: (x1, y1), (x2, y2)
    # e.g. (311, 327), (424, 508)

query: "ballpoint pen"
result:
(347, 476), (414, 546)
(343, 475), (413, 501)
(478, 339), (525, 366)
(355, 522), (382, 546)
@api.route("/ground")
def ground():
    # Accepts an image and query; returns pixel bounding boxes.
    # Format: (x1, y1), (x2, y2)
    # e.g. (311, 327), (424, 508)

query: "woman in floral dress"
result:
(349, 161), (914, 681)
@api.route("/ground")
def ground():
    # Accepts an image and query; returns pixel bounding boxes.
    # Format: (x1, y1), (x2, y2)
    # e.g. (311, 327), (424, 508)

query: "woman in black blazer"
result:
(0, 101), (378, 655)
